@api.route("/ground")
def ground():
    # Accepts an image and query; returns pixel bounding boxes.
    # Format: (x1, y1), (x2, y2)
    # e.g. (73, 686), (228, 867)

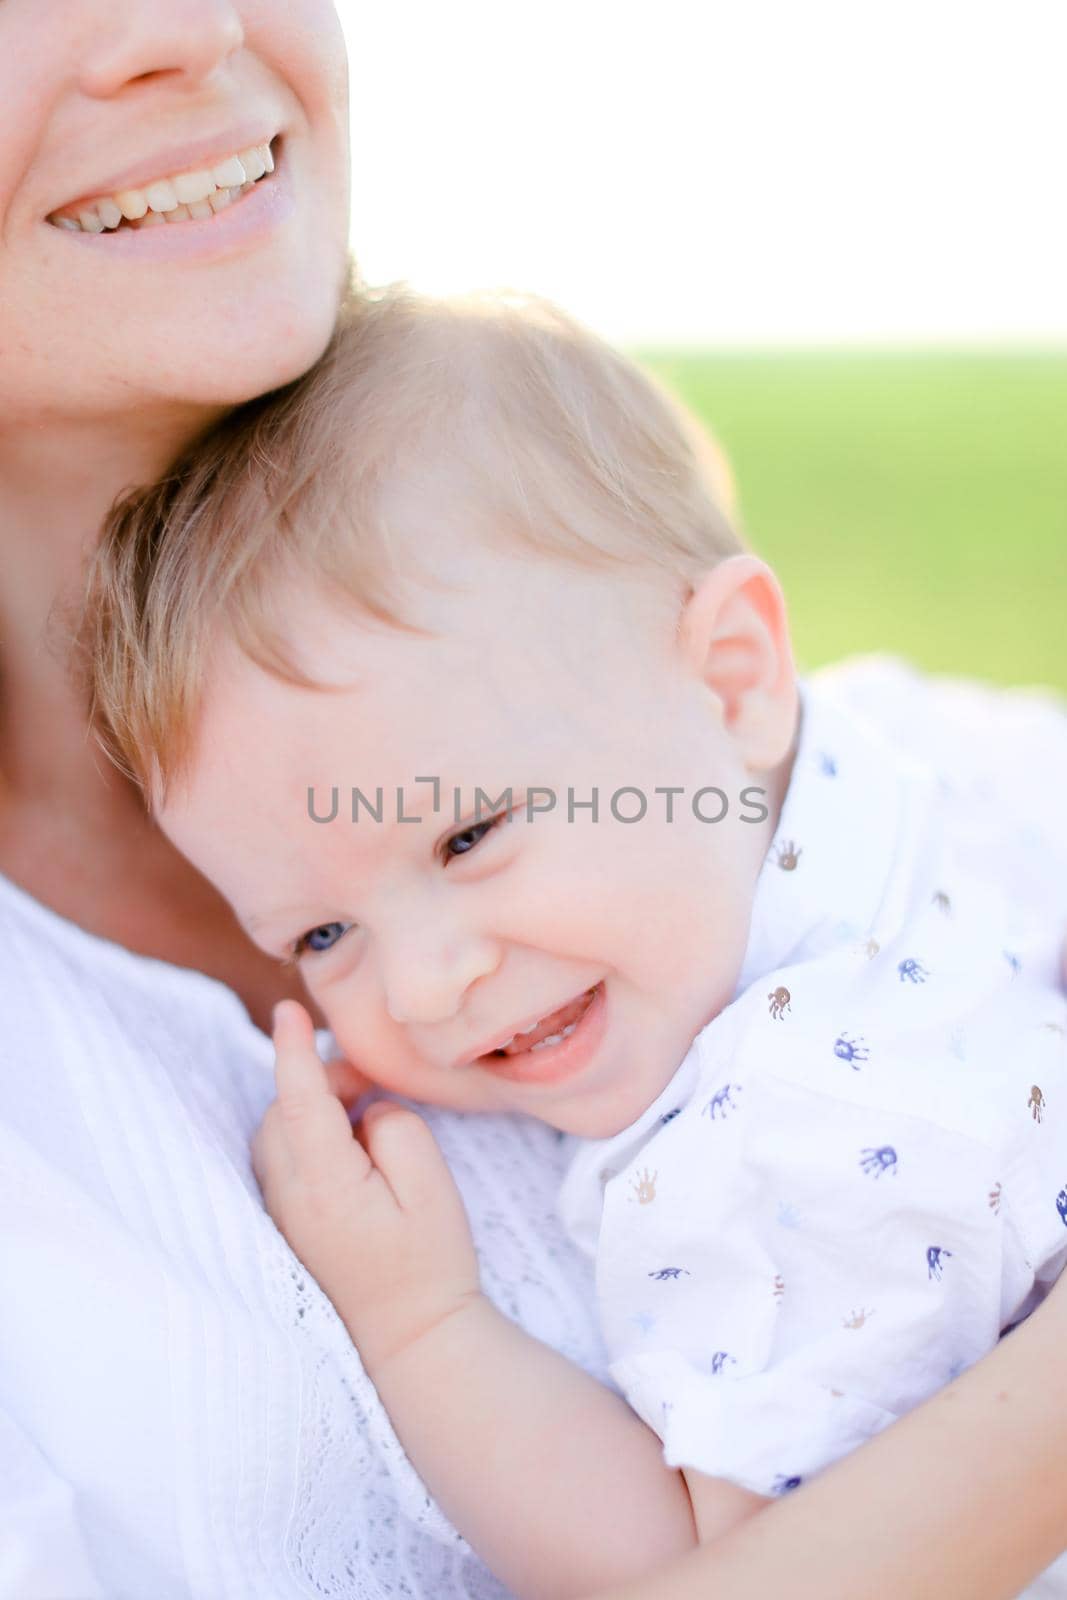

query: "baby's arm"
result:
(586, 1269), (1067, 1599)
(253, 1002), (758, 1599)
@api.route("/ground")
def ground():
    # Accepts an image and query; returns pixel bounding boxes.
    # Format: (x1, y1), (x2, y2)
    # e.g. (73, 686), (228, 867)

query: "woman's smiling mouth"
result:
(47, 138), (278, 233)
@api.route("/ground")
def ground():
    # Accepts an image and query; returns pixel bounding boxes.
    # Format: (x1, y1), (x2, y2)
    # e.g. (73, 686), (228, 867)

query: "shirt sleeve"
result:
(598, 1058), (1010, 1499)
(0, 1404), (105, 1600)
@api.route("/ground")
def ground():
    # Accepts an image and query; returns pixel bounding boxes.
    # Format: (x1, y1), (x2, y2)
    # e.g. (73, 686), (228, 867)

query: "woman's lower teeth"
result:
(109, 181), (252, 230)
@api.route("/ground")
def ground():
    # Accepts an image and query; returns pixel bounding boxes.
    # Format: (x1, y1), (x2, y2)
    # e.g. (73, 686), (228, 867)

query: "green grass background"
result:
(638, 351), (1066, 693)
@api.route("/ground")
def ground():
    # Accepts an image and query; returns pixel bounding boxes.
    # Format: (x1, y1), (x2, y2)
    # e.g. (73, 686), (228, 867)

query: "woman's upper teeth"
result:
(49, 142), (274, 232)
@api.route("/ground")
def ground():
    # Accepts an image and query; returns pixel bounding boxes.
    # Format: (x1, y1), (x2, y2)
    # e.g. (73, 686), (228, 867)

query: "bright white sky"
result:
(338, 0), (1066, 346)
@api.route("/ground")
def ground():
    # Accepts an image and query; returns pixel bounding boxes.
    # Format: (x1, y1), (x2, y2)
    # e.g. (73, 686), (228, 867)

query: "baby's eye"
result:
(291, 921), (350, 959)
(443, 815), (503, 861)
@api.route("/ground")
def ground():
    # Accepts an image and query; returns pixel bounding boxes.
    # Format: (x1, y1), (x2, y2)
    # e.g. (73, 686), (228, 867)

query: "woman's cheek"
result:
(246, 0), (349, 122)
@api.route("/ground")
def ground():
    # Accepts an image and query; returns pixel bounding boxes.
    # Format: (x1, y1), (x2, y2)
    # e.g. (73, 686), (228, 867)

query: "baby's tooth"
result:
(187, 200), (214, 220)
(145, 179), (179, 213)
(115, 188), (149, 220)
(77, 207), (105, 233)
(260, 141), (275, 173)
(238, 146), (266, 181)
(172, 169), (216, 205)
(53, 215), (81, 231)
(97, 198), (123, 230)
(212, 155), (247, 187)
(164, 204), (191, 223)
(207, 187), (234, 213)
(139, 209), (166, 227)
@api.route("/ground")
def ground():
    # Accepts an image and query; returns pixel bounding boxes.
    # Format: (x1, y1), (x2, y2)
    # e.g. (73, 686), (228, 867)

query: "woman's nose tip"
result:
(78, 1), (245, 98)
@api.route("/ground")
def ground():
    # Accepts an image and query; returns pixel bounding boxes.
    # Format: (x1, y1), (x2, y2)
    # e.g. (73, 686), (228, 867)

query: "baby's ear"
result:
(677, 553), (798, 771)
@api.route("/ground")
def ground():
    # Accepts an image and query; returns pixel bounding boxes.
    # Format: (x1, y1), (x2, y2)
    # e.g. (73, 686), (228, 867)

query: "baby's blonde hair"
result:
(79, 287), (744, 806)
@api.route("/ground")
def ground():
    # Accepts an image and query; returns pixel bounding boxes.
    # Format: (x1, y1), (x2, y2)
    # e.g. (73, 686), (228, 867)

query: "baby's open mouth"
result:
(47, 138), (278, 234)
(484, 985), (600, 1059)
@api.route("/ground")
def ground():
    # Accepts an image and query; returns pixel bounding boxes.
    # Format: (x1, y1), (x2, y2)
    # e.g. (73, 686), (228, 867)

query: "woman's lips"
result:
(43, 143), (295, 265)
(49, 141), (276, 232)
(475, 981), (608, 1086)
(48, 121), (281, 218)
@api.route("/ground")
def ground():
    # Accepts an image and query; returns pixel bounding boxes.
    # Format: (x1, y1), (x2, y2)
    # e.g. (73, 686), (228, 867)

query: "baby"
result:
(81, 289), (1067, 1598)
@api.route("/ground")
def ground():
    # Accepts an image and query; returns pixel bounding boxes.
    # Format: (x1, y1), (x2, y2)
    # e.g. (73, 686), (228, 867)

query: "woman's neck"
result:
(0, 407), (220, 805)
(0, 409), (330, 1033)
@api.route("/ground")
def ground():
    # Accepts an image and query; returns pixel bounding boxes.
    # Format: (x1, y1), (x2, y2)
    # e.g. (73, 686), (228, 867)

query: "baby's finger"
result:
(358, 1100), (459, 1213)
(271, 999), (363, 1169)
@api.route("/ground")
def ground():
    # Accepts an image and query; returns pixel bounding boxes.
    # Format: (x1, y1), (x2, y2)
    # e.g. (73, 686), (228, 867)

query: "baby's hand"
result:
(252, 999), (482, 1374)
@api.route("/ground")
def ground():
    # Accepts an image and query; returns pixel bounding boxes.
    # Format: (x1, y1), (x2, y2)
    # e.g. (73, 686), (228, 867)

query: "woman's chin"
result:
(213, 280), (350, 403)
(143, 291), (346, 412)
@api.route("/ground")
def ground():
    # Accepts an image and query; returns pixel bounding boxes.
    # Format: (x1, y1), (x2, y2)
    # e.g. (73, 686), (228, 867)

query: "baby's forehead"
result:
(259, 532), (654, 671)
(169, 543), (678, 825)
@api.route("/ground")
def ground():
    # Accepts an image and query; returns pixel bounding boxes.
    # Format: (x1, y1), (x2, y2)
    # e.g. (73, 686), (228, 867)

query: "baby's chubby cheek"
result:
(313, 1001), (490, 1112)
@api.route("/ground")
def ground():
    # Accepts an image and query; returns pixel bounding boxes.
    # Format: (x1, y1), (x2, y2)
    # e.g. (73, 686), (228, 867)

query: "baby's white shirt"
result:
(559, 667), (1067, 1582)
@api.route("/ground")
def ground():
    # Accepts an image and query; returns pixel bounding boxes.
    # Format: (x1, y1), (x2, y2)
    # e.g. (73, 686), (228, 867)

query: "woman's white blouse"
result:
(0, 867), (606, 1599)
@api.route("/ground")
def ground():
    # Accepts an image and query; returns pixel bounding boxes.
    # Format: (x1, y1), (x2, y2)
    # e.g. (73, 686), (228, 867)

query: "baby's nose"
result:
(380, 928), (500, 1027)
